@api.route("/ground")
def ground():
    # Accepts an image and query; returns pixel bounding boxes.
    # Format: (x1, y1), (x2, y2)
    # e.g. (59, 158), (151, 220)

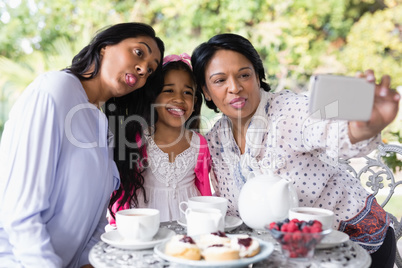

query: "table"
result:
(89, 221), (371, 267)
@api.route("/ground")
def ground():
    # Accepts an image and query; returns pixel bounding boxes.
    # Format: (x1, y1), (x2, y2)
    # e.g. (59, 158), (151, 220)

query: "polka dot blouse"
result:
(206, 90), (381, 229)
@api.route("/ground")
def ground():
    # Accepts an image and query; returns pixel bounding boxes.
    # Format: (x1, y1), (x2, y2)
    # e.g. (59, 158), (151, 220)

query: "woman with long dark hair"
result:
(0, 22), (164, 267)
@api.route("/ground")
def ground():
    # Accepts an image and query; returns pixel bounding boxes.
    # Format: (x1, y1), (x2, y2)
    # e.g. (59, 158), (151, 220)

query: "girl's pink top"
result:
(109, 132), (212, 225)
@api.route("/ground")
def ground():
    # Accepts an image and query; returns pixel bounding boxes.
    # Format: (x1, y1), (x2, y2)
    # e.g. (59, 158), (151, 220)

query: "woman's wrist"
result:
(347, 121), (380, 144)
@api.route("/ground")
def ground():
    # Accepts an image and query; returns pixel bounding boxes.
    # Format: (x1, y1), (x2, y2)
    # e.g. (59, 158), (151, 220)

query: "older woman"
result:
(191, 33), (399, 267)
(0, 23), (164, 267)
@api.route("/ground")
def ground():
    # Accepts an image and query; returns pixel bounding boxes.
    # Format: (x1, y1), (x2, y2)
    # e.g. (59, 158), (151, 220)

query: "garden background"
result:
(0, 0), (401, 217)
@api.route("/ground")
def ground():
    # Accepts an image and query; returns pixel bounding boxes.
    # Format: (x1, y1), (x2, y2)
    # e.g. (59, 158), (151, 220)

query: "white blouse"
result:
(136, 131), (201, 222)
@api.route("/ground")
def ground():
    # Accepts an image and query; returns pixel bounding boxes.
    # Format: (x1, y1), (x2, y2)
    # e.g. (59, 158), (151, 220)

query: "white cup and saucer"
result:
(177, 196), (243, 233)
(101, 208), (175, 250)
(289, 207), (335, 230)
(288, 207), (349, 248)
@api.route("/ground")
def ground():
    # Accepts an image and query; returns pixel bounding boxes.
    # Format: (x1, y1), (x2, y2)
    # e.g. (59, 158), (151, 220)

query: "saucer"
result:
(104, 224), (116, 232)
(316, 230), (349, 249)
(101, 227), (175, 250)
(177, 215), (243, 232)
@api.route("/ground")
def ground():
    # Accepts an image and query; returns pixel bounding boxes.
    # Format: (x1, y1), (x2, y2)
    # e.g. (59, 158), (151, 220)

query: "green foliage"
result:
(0, 34), (89, 93)
(339, 5), (402, 87)
(376, 194), (402, 219)
(382, 131), (402, 172)
(0, 0), (401, 139)
(382, 151), (402, 173)
(0, 0), (120, 60)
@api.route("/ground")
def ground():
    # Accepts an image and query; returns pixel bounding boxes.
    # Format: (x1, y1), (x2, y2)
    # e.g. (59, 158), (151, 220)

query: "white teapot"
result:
(238, 169), (298, 230)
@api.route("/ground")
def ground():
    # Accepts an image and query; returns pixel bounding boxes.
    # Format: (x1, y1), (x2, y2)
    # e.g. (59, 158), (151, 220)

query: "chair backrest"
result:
(341, 143), (402, 267)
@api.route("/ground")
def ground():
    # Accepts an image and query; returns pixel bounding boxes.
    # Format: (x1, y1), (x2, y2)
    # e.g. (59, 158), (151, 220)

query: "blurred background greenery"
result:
(0, 0), (401, 139)
(0, 0), (401, 218)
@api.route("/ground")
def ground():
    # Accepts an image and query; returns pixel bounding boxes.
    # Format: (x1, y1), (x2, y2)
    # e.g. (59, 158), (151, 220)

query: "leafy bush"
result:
(382, 131), (402, 173)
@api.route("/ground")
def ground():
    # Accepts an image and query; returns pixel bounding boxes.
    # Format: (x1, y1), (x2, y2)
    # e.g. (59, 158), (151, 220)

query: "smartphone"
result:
(308, 74), (375, 121)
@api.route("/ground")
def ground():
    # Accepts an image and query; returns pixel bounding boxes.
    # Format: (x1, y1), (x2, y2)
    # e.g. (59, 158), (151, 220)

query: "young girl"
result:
(109, 53), (212, 223)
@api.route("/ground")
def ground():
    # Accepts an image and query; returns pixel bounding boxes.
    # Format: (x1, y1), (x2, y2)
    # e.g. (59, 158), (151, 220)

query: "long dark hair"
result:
(108, 60), (201, 218)
(151, 60), (202, 132)
(71, 23), (166, 220)
(191, 33), (271, 113)
(65, 22), (164, 81)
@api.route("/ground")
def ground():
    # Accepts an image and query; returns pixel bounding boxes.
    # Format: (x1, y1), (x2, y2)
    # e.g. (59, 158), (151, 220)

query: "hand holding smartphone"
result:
(308, 74), (375, 121)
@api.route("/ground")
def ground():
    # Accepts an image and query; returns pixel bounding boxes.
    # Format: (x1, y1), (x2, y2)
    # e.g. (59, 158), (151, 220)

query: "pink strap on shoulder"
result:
(194, 132), (212, 196)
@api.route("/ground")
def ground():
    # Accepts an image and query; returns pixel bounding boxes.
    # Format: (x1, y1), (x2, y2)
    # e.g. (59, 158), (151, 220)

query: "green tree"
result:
(0, 0), (122, 60)
(0, 0), (401, 137)
(340, 4), (402, 87)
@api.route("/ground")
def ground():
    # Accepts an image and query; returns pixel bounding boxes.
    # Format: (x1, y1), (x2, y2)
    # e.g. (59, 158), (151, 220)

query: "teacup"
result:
(288, 207), (334, 230)
(186, 208), (224, 236)
(179, 196), (228, 217)
(115, 208), (160, 242)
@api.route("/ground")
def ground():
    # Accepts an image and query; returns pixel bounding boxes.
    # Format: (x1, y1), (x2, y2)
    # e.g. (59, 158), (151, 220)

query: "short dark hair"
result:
(191, 33), (271, 113)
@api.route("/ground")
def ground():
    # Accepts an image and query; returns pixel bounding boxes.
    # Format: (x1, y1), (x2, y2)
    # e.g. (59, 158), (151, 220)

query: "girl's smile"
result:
(155, 69), (196, 129)
(167, 106), (186, 117)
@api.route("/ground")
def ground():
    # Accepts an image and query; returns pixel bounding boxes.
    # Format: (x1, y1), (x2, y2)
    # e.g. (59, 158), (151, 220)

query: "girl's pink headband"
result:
(162, 53), (192, 70)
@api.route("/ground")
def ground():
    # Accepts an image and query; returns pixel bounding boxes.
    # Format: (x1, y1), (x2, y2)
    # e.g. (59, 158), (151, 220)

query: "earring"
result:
(205, 97), (211, 101)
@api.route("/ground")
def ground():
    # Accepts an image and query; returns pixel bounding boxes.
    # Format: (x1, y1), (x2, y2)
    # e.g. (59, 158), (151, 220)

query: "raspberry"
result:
(268, 218), (326, 259)
(287, 221), (299, 232)
(290, 218), (300, 224)
(312, 221), (323, 229)
(292, 230), (302, 241)
(268, 222), (278, 230)
(280, 223), (289, 232)
(310, 226), (322, 233)
(283, 233), (293, 243)
(302, 225), (311, 233)
(289, 252), (298, 258)
(268, 218), (324, 233)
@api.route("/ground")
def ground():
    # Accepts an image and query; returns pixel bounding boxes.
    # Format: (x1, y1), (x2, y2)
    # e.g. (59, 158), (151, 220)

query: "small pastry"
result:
(230, 234), (260, 258)
(197, 231), (231, 250)
(202, 244), (240, 261)
(165, 235), (201, 260)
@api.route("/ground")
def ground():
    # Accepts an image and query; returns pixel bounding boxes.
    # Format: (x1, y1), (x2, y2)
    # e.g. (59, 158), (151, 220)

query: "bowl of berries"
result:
(266, 218), (331, 261)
